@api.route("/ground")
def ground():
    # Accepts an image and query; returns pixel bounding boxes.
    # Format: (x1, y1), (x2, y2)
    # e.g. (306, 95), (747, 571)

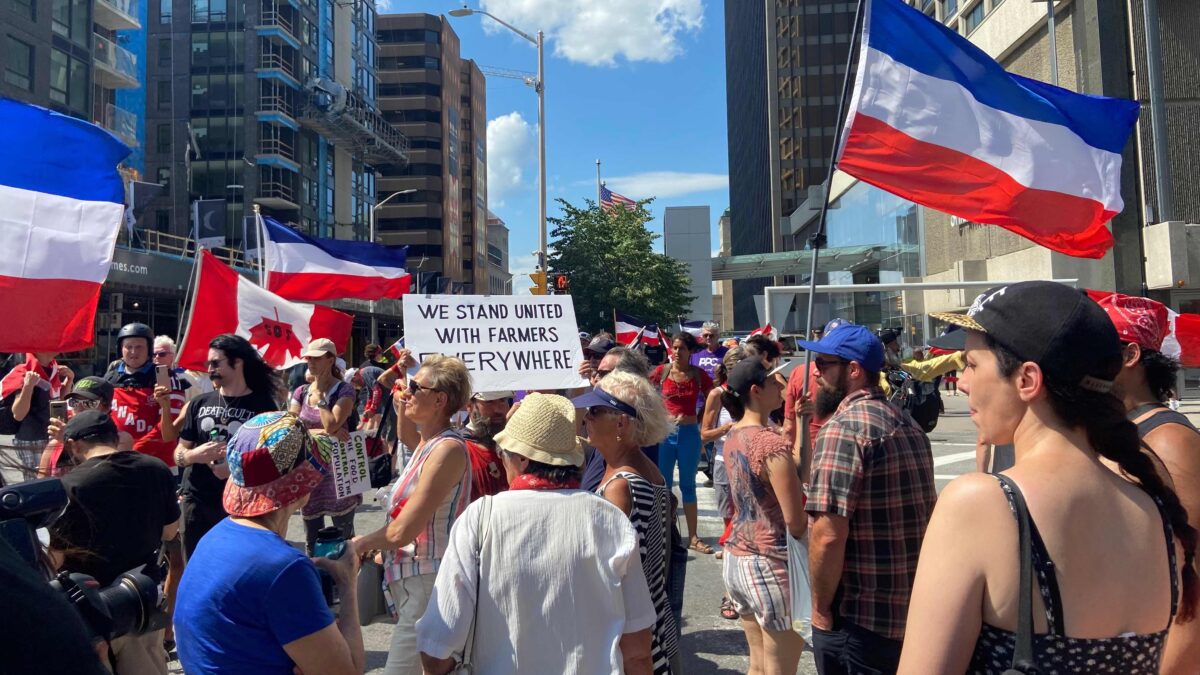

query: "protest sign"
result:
(402, 294), (589, 393)
(330, 430), (371, 500)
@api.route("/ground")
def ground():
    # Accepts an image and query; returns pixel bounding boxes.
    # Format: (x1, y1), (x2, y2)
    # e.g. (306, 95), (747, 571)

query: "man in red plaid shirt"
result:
(799, 322), (936, 675)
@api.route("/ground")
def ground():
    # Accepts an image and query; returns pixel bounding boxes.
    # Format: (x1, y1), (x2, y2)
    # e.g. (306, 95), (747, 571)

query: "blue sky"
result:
(387, 0), (730, 293)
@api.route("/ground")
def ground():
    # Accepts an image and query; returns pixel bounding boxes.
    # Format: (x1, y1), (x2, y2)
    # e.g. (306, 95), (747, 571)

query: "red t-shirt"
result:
(111, 386), (184, 466)
(651, 365), (714, 418)
(464, 439), (507, 501)
(784, 362), (829, 442)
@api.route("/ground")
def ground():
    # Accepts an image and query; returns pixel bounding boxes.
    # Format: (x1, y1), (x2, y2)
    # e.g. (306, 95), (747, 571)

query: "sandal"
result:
(720, 596), (739, 620)
(689, 537), (714, 554)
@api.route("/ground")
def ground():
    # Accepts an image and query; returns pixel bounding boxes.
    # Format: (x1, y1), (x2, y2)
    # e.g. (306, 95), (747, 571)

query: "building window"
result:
(942, 0), (957, 20)
(158, 37), (171, 66)
(5, 38), (34, 91)
(964, 1), (985, 33)
(49, 48), (87, 111)
(51, 0), (89, 45)
(160, 0), (171, 23)
(157, 80), (171, 109)
(156, 123), (171, 154)
(155, 210), (170, 230)
(11, 0), (35, 20)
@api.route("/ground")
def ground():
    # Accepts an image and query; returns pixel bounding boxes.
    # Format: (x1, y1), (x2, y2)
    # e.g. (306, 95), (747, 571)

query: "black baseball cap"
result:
(63, 410), (118, 442)
(66, 376), (114, 403)
(724, 358), (789, 399)
(927, 325), (967, 351)
(931, 281), (1121, 392)
(584, 335), (616, 357)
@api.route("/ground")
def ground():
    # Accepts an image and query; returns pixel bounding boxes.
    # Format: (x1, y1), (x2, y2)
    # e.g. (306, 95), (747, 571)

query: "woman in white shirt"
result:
(415, 393), (657, 675)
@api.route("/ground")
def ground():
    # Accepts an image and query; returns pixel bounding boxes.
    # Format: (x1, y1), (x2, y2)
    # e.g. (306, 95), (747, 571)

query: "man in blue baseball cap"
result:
(798, 322), (936, 675)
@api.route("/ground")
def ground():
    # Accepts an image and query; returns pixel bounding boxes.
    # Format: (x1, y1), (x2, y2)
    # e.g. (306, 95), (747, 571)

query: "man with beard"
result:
(462, 390), (513, 500)
(783, 319), (850, 478)
(800, 322), (935, 675)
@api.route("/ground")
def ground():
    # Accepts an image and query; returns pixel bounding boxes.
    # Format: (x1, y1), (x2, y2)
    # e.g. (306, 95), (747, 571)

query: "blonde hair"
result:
(419, 354), (472, 415)
(598, 371), (674, 446)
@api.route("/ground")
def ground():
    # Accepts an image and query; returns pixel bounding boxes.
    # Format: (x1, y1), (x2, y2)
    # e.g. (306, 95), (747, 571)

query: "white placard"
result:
(330, 430), (371, 500)
(403, 294), (590, 393)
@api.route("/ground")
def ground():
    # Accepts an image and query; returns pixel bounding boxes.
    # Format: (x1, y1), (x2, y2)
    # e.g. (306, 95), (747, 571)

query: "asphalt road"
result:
(0, 394), (1067, 673)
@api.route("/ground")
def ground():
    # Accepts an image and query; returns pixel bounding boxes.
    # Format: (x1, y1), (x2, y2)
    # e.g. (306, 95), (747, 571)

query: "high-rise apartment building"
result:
(724, 0), (856, 328)
(375, 13), (487, 293)
(1, 0), (143, 153)
(144, 0), (406, 245)
(486, 211), (512, 295)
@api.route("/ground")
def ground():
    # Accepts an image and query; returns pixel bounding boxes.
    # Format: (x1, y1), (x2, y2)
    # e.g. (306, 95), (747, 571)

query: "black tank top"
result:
(1129, 402), (1200, 438)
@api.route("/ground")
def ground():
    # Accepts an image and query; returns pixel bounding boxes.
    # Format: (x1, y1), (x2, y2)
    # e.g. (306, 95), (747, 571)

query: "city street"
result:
(6, 392), (1191, 674)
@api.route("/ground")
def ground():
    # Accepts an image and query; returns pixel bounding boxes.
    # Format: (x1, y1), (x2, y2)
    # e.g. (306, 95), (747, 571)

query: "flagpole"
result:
(175, 249), (204, 354)
(797, 0), (866, 475)
(596, 159), (602, 205)
(253, 204), (266, 288)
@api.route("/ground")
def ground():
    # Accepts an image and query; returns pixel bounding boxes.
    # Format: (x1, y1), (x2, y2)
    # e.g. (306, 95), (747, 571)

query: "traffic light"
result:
(551, 273), (570, 294)
(529, 270), (547, 295)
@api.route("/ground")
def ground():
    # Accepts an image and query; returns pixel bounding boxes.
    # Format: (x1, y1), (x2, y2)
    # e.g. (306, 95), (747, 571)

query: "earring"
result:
(616, 435), (622, 443)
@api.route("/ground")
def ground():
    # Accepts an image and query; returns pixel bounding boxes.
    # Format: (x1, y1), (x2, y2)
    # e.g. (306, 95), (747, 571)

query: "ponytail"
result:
(721, 389), (746, 422)
(987, 335), (1199, 621)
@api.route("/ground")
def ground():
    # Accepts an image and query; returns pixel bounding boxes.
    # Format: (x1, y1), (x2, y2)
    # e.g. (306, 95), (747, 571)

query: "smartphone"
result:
(49, 400), (68, 421)
(155, 364), (171, 390)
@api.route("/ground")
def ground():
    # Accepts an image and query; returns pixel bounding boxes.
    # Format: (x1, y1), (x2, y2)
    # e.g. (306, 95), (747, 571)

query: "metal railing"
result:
(115, 226), (255, 269)
(96, 0), (138, 22)
(259, 178), (296, 204)
(258, 8), (296, 39)
(102, 103), (138, 147)
(258, 92), (295, 118)
(94, 34), (137, 81)
(258, 136), (295, 160)
(258, 52), (296, 78)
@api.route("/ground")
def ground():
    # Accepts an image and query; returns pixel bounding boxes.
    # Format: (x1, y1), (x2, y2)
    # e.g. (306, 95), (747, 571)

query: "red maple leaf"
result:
(248, 309), (303, 367)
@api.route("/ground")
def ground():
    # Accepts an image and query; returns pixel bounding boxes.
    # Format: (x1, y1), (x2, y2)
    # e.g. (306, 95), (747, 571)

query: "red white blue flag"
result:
(262, 215), (412, 302)
(615, 310), (662, 347)
(600, 184), (637, 212)
(0, 99), (130, 352)
(836, 0), (1138, 259)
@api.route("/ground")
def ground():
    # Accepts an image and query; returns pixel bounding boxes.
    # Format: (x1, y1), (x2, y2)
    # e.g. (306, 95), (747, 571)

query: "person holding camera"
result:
(47, 410), (180, 675)
(174, 411), (364, 675)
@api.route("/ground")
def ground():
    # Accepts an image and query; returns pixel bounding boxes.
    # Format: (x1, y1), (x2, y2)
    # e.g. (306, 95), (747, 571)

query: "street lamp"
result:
(368, 188), (417, 342)
(449, 7), (547, 274)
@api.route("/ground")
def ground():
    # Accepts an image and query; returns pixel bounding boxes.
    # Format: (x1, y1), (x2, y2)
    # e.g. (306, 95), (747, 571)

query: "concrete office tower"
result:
(376, 13), (488, 293)
(144, 0), (407, 243)
(1, 0), (144, 159)
(664, 206), (714, 322)
(723, 0), (857, 329)
(713, 209), (734, 328)
(486, 211), (512, 295)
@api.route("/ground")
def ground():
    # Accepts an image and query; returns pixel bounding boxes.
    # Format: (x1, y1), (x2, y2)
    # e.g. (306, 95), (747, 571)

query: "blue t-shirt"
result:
(175, 518), (335, 674)
(690, 346), (728, 380)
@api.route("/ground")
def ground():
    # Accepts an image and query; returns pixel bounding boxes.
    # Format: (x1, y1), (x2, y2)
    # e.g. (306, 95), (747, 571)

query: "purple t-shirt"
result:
(690, 346), (728, 380)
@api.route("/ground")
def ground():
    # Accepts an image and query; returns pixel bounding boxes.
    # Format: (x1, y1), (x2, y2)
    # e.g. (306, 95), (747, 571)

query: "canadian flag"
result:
(178, 250), (353, 370)
(750, 323), (778, 341)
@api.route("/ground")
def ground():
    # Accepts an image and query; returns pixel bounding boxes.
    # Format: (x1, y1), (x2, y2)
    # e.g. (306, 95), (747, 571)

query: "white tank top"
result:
(712, 406), (734, 462)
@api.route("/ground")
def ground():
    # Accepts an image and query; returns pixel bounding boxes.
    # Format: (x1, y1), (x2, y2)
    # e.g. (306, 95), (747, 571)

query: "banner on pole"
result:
(330, 431), (371, 500)
(403, 294), (589, 393)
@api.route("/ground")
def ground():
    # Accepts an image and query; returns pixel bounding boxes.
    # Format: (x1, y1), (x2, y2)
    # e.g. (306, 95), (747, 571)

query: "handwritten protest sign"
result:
(402, 295), (590, 393)
(330, 431), (371, 500)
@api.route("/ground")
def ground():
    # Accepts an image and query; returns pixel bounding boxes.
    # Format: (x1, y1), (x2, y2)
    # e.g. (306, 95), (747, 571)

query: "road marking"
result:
(935, 474), (963, 480)
(929, 442), (978, 447)
(933, 450), (976, 467)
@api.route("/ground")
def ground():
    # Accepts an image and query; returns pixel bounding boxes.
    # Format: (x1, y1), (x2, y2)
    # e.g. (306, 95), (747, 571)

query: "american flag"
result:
(600, 184), (636, 212)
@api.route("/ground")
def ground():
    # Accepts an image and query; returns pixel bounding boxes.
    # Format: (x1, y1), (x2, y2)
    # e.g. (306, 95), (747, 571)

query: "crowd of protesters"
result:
(2, 280), (1200, 675)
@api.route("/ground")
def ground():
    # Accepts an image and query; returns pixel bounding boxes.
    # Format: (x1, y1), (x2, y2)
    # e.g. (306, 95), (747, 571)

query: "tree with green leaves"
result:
(548, 197), (695, 334)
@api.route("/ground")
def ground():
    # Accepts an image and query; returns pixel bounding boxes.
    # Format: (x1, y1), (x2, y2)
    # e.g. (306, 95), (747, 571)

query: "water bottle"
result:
(313, 526), (346, 559)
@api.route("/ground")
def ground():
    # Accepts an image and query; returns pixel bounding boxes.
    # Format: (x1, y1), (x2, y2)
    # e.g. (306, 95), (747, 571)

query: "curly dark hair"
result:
(1140, 348), (1180, 403)
(987, 334), (1198, 621)
(209, 334), (284, 402)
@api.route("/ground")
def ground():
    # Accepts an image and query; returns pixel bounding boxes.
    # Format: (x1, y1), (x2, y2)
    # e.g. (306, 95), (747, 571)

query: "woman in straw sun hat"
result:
(415, 393), (658, 675)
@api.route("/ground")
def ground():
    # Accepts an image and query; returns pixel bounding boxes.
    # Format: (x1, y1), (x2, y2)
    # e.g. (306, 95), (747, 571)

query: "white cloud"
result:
(480, 0), (705, 66)
(603, 171), (728, 199)
(486, 112), (535, 207)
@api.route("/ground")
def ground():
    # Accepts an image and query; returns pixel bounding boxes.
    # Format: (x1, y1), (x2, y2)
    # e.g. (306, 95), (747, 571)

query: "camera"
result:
(0, 479), (168, 642)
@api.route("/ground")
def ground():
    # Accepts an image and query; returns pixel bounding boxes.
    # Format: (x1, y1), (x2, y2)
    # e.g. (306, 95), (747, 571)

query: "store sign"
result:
(108, 248), (192, 291)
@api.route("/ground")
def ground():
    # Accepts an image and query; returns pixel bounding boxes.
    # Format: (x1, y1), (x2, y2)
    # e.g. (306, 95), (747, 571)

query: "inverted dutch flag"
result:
(262, 215), (412, 302)
(679, 319), (706, 339)
(0, 99), (131, 352)
(615, 311), (662, 347)
(837, 0), (1139, 259)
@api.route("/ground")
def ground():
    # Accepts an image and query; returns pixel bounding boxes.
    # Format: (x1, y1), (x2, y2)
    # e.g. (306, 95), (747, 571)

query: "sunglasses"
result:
(205, 358), (227, 370)
(153, 351), (172, 358)
(586, 405), (620, 418)
(594, 368), (613, 380)
(408, 379), (440, 395)
(813, 357), (847, 370)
